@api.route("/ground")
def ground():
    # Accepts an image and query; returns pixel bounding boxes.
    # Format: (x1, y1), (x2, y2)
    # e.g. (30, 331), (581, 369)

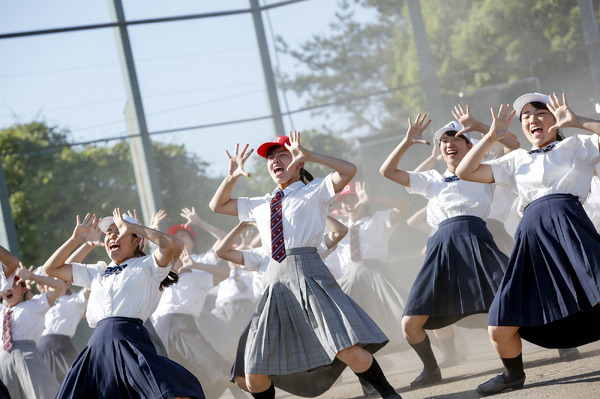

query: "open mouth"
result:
(272, 166), (284, 177)
(108, 242), (120, 251)
(531, 127), (543, 137)
(446, 149), (457, 156)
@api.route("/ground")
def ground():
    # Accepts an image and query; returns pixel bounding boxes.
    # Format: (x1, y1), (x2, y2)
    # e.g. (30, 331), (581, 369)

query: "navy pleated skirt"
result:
(56, 317), (205, 399)
(404, 215), (508, 329)
(488, 194), (600, 348)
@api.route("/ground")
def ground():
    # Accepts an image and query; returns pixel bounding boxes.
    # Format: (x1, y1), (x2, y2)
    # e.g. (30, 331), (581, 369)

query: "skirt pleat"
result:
(0, 340), (60, 399)
(489, 194), (600, 348)
(56, 317), (205, 399)
(245, 247), (387, 376)
(338, 258), (409, 354)
(154, 313), (229, 398)
(38, 334), (78, 384)
(404, 215), (508, 329)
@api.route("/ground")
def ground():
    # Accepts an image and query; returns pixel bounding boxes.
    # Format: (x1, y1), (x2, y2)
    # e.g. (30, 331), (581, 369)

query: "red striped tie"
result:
(270, 191), (286, 262)
(3, 309), (13, 352)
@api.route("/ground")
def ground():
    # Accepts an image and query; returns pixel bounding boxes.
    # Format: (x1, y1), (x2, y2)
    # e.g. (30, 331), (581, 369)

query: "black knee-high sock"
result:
(501, 353), (525, 381)
(250, 383), (275, 399)
(409, 334), (438, 371)
(355, 358), (397, 397)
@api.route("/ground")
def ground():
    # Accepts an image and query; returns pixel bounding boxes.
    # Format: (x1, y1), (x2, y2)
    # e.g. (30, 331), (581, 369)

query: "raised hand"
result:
(149, 209), (167, 231)
(285, 130), (310, 172)
(452, 104), (482, 137)
(489, 104), (516, 141)
(355, 181), (368, 207)
(15, 263), (34, 280)
(225, 143), (253, 178)
(112, 208), (133, 243)
(71, 213), (98, 243)
(547, 92), (577, 134)
(405, 114), (432, 145)
(87, 223), (104, 247)
(180, 206), (202, 228)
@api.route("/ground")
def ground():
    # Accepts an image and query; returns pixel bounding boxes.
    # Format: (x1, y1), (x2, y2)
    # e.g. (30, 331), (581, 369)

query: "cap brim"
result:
(513, 93), (549, 116)
(434, 129), (470, 142)
(98, 214), (138, 233)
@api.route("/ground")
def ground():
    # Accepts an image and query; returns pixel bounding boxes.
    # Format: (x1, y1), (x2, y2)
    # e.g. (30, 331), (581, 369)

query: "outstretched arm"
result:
(17, 265), (67, 306)
(456, 105), (516, 183)
(209, 144), (253, 216)
(181, 206), (227, 249)
(380, 114), (431, 187)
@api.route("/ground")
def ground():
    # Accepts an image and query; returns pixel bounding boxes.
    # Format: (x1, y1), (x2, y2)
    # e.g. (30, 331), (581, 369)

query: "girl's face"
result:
(439, 134), (472, 171)
(267, 146), (302, 189)
(520, 103), (557, 148)
(1, 280), (27, 307)
(340, 195), (364, 221)
(103, 224), (141, 265)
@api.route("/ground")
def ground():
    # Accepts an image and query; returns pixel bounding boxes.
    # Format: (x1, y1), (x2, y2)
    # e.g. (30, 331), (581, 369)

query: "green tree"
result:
(0, 121), (224, 266)
(279, 0), (595, 135)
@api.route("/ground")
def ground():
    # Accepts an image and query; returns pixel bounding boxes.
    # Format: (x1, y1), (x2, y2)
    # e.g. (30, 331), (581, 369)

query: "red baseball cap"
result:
(167, 224), (198, 239)
(257, 135), (290, 158)
(336, 182), (357, 201)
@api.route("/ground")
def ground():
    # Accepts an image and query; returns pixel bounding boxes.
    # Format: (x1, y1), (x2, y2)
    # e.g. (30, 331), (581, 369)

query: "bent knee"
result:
(488, 325), (519, 343)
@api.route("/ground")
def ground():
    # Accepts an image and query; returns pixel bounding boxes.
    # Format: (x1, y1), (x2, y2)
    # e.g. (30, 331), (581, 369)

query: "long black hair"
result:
(521, 101), (565, 141)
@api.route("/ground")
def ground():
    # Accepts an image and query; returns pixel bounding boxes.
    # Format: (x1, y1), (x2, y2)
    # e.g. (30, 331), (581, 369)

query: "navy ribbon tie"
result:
(528, 143), (556, 154)
(444, 175), (460, 183)
(103, 264), (128, 277)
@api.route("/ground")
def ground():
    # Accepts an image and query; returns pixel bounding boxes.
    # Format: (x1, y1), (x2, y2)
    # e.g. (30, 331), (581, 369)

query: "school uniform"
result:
(57, 255), (205, 399)
(152, 268), (230, 399)
(335, 210), (409, 354)
(237, 174), (387, 377)
(404, 168), (508, 329)
(37, 290), (87, 384)
(485, 135), (600, 348)
(0, 294), (60, 399)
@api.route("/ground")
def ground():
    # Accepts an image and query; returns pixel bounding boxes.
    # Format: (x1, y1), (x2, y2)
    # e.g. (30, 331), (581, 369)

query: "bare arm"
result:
(44, 214), (98, 283)
(456, 105), (516, 183)
(17, 265), (66, 306)
(285, 131), (356, 193)
(214, 222), (251, 265)
(179, 249), (229, 283)
(380, 114), (431, 187)
(354, 181), (408, 225)
(547, 93), (600, 140)
(209, 144), (253, 216)
(406, 206), (431, 235)
(112, 208), (182, 268)
(324, 216), (348, 249)
(0, 244), (19, 279)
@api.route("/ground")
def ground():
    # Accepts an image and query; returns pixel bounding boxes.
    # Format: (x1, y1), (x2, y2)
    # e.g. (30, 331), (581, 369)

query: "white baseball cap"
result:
(98, 214), (139, 233)
(513, 92), (550, 117)
(434, 121), (470, 142)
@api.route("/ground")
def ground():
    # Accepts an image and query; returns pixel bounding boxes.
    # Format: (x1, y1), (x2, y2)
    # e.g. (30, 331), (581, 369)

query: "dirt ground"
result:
(222, 326), (600, 399)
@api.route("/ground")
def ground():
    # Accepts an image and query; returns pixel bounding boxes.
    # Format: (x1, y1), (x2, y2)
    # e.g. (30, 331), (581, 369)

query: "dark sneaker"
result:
(410, 367), (442, 388)
(476, 374), (525, 396)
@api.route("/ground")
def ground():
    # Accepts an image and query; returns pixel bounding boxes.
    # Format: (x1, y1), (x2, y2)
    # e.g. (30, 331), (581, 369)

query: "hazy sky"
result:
(0, 0), (359, 176)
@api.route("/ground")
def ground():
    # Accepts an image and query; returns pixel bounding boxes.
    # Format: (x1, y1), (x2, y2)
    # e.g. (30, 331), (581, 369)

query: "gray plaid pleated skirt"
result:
(245, 247), (388, 375)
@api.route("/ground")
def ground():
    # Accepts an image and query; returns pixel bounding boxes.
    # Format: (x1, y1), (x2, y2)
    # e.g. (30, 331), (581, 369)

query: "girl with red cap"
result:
(210, 131), (401, 398)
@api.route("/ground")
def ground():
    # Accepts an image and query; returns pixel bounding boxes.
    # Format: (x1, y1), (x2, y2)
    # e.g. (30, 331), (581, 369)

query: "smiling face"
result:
(1, 280), (27, 307)
(266, 146), (302, 189)
(103, 223), (141, 265)
(520, 102), (557, 148)
(439, 132), (472, 172)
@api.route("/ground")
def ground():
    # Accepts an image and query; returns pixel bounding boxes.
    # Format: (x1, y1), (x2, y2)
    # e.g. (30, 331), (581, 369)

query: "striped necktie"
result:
(3, 309), (13, 352)
(350, 221), (362, 262)
(270, 190), (286, 262)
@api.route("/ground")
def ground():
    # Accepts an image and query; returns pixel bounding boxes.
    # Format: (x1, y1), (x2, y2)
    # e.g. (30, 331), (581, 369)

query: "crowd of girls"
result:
(1, 91), (600, 399)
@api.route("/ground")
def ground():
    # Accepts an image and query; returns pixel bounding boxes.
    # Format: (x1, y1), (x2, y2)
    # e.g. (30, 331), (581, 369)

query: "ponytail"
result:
(132, 237), (179, 290)
(300, 168), (314, 184)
